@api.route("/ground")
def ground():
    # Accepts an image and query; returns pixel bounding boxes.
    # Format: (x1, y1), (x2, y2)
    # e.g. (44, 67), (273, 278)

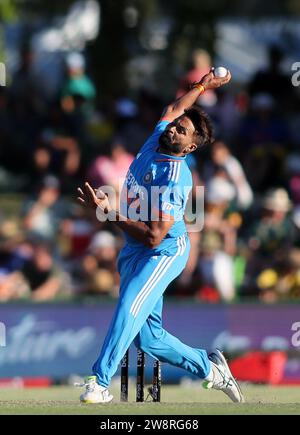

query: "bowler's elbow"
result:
(144, 218), (174, 249)
(145, 229), (163, 249)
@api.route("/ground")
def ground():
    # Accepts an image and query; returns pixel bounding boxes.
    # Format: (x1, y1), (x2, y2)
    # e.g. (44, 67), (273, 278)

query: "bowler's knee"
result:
(134, 324), (163, 353)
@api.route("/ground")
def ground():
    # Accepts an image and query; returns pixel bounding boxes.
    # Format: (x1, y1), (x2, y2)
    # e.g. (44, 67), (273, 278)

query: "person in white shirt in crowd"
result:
(211, 140), (253, 210)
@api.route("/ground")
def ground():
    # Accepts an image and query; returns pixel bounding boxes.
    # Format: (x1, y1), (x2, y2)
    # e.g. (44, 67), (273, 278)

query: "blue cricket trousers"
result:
(92, 234), (211, 387)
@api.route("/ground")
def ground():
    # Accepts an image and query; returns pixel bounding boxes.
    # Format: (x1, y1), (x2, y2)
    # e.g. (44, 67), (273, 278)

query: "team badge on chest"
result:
(143, 171), (152, 183)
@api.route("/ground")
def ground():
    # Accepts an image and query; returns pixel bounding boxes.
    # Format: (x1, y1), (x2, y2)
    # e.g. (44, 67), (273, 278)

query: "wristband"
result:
(193, 83), (205, 94)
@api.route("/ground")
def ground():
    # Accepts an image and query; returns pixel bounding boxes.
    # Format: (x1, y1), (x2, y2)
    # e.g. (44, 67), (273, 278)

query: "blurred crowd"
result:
(1, 44), (300, 304)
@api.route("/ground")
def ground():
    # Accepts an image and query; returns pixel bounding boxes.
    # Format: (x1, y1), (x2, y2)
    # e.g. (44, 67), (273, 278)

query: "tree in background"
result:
(2, 0), (300, 100)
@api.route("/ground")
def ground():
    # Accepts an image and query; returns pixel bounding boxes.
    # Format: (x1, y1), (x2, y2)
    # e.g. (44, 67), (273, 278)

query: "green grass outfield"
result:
(0, 384), (300, 415)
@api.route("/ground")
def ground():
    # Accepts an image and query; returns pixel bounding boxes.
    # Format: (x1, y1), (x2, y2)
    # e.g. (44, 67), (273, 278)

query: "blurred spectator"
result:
(197, 175), (240, 302)
(0, 223), (30, 301)
(9, 44), (47, 114)
(87, 137), (134, 190)
(211, 90), (243, 142)
(0, 89), (13, 172)
(87, 137), (134, 209)
(61, 52), (97, 146)
(35, 98), (84, 189)
(248, 188), (294, 257)
(248, 44), (294, 109)
(59, 202), (99, 263)
(211, 140), (253, 210)
(240, 93), (289, 148)
(0, 233), (69, 301)
(20, 242), (70, 301)
(6, 45), (45, 174)
(22, 175), (69, 241)
(286, 153), (300, 206)
(176, 49), (216, 108)
(80, 231), (119, 297)
(29, 144), (52, 189)
(239, 93), (289, 191)
(0, 270), (29, 301)
(30, 54), (97, 191)
(256, 250), (300, 303)
(61, 52), (96, 104)
(244, 188), (296, 296)
(116, 91), (163, 154)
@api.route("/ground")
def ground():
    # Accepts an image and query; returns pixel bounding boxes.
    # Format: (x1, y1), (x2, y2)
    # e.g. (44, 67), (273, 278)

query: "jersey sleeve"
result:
(138, 120), (170, 155)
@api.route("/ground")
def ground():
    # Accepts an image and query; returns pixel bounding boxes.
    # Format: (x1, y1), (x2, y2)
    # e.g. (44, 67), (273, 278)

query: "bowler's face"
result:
(159, 116), (196, 154)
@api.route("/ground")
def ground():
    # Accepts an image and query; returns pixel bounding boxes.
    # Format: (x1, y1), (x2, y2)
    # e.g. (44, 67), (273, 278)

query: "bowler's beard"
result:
(158, 131), (182, 154)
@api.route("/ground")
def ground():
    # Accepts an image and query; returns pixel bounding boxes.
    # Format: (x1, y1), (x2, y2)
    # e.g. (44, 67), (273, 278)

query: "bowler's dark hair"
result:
(184, 105), (214, 147)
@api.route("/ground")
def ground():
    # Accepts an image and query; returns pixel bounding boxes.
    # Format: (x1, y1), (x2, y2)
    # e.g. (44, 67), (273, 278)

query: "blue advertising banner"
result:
(0, 303), (299, 381)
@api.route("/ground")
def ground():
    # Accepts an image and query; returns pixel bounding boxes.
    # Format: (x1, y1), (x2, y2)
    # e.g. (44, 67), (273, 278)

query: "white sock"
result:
(205, 362), (224, 385)
(205, 365), (214, 382)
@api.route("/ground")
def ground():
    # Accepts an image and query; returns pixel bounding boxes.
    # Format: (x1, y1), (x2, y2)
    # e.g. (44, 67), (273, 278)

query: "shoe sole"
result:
(214, 349), (245, 403)
(80, 396), (114, 404)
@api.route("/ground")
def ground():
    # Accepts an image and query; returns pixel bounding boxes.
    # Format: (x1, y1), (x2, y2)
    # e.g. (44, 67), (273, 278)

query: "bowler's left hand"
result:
(77, 182), (112, 214)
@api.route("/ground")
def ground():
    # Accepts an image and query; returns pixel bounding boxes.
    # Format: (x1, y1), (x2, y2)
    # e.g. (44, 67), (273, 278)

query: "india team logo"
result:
(143, 171), (152, 183)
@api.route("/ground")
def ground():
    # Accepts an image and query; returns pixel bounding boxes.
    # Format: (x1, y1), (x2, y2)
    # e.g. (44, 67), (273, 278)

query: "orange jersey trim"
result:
(155, 159), (183, 162)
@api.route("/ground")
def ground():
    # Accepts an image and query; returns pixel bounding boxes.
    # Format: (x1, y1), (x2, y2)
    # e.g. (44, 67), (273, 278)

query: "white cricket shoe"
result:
(78, 376), (113, 404)
(203, 349), (245, 403)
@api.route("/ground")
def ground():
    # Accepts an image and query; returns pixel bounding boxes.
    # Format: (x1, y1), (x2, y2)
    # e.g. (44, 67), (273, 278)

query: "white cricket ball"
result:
(96, 189), (106, 199)
(213, 66), (228, 78)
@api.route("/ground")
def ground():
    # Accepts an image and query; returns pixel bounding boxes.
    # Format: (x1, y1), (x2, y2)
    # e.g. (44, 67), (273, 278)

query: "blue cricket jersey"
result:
(120, 120), (193, 255)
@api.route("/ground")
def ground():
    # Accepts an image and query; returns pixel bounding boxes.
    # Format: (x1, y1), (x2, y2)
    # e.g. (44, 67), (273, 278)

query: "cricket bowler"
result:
(77, 68), (245, 403)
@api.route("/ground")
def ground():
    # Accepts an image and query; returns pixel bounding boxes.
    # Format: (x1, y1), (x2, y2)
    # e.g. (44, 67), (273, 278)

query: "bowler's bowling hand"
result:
(77, 182), (112, 213)
(198, 68), (231, 91)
